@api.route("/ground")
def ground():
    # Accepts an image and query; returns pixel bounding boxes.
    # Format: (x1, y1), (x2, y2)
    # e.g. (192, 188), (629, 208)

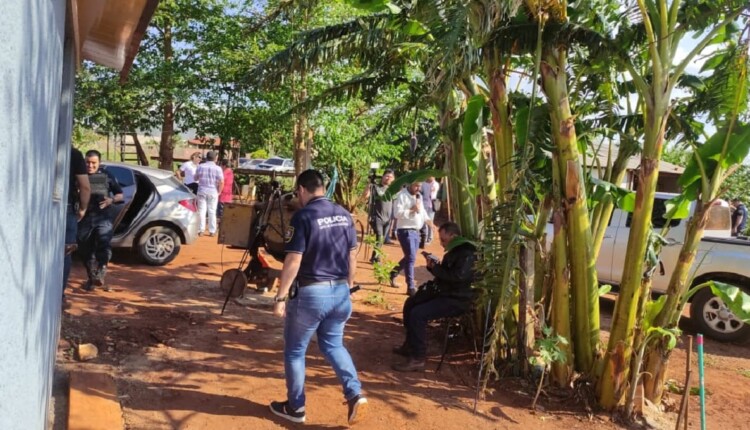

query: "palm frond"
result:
(246, 12), (407, 88)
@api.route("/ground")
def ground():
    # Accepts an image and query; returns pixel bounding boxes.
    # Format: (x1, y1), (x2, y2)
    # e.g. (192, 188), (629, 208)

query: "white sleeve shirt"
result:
(393, 189), (428, 230)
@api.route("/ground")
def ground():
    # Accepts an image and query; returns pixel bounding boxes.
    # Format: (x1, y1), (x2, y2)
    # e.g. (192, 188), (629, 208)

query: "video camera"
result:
(368, 162), (380, 184)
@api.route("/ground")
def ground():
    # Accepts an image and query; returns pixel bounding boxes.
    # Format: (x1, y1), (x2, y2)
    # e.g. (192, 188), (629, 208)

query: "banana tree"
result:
(597, 0), (747, 409)
(642, 53), (750, 402)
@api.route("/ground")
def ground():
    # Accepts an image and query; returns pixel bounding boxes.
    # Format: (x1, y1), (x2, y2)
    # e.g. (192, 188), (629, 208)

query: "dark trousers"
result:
(63, 205), (78, 294)
(395, 229), (420, 291)
(369, 218), (391, 260)
(77, 212), (114, 277)
(402, 295), (471, 359)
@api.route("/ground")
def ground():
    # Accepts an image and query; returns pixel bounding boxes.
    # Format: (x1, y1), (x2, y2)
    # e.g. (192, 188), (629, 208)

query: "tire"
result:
(137, 226), (181, 266)
(690, 281), (750, 342)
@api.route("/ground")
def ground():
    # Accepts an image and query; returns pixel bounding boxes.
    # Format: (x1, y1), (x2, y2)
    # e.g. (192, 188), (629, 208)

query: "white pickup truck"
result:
(558, 193), (750, 341)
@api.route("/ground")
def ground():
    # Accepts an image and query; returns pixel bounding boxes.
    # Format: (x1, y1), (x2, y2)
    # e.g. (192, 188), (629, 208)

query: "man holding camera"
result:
(390, 181), (430, 296)
(392, 222), (477, 372)
(363, 168), (395, 263)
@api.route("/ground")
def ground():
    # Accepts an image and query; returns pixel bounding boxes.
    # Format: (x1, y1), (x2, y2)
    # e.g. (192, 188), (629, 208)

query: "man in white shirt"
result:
(420, 177), (440, 245)
(194, 151), (224, 236)
(390, 181), (429, 296)
(178, 152), (202, 193)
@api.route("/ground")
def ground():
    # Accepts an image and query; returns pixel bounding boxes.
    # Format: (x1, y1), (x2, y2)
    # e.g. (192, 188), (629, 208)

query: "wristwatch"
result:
(273, 295), (286, 303)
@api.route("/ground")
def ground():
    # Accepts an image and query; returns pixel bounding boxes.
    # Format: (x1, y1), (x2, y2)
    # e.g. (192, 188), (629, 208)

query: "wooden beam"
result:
(120, 0), (160, 83)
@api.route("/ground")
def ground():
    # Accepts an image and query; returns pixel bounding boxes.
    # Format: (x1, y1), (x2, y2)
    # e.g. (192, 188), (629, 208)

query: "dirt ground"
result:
(57, 225), (750, 430)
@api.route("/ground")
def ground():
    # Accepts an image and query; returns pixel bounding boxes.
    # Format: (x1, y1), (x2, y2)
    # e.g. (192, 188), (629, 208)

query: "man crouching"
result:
(392, 222), (477, 372)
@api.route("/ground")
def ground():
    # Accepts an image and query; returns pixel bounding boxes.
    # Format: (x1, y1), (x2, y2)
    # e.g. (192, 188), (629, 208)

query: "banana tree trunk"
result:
(550, 209), (573, 385)
(486, 49), (513, 201)
(642, 207), (709, 401)
(541, 48), (599, 373)
(597, 105), (669, 408)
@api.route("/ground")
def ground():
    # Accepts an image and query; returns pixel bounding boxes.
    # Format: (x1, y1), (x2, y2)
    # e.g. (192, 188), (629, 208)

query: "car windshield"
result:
(250, 159), (263, 165)
(266, 158), (284, 166)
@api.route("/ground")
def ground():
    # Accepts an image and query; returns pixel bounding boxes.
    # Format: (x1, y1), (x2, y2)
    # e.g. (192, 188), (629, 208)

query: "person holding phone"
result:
(392, 222), (477, 372)
(390, 181), (429, 296)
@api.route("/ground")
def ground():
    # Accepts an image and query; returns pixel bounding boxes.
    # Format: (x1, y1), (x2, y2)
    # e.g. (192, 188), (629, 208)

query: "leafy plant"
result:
(529, 326), (569, 409)
(363, 234), (399, 285)
(362, 291), (389, 309)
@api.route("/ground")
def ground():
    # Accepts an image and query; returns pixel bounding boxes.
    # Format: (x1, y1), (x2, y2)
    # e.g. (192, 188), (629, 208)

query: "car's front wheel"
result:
(690, 281), (750, 342)
(137, 226), (181, 266)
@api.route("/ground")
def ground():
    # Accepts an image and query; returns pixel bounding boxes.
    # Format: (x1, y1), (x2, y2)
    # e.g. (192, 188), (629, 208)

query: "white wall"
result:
(0, 1), (72, 428)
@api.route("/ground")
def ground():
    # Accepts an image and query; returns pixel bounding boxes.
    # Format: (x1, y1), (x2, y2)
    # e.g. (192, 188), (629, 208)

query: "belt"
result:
(297, 279), (348, 287)
(397, 228), (418, 232)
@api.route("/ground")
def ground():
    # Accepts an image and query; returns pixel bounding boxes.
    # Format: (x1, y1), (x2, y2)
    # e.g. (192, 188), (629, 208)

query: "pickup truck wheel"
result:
(690, 285), (750, 342)
(138, 226), (181, 266)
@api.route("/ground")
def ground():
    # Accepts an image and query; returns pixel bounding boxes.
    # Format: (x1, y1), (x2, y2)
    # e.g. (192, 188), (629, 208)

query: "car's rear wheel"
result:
(138, 226), (181, 266)
(690, 281), (750, 342)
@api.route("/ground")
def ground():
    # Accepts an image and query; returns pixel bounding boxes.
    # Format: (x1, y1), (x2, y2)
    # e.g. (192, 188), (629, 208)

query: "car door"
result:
(102, 165), (137, 231)
(596, 209), (622, 283)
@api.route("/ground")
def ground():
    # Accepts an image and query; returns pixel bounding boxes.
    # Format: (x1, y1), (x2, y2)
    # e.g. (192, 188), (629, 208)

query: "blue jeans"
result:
(396, 229), (420, 291)
(284, 282), (362, 410)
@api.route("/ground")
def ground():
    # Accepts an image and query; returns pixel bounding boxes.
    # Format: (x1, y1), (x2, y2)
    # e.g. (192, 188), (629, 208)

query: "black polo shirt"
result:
(284, 197), (357, 283)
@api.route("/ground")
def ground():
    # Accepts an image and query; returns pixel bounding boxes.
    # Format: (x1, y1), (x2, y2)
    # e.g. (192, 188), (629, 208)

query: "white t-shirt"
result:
(180, 161), (198, 184)
(394, 188), (428, 230)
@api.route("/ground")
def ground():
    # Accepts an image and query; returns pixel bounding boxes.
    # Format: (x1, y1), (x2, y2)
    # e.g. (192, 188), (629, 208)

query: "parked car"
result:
(101, 162), (199, 265)
(239, 158), (266, 169)
(255, 156), (294, 173)
(545, 193), (750, 341)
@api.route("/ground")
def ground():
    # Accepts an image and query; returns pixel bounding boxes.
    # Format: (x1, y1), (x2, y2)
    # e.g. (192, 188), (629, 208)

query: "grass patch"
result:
(363, 291), (390, 309)
(737, 369), (750, 378)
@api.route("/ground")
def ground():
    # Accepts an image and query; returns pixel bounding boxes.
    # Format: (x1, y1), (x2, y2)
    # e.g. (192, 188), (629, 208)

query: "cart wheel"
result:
(220, 269), (247, 298)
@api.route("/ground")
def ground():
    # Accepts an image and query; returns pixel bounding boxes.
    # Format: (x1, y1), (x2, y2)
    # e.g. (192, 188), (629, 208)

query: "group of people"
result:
(364, 171), (442, 293)
(267, 169), (477, 425)
(176, 151), (234, 236)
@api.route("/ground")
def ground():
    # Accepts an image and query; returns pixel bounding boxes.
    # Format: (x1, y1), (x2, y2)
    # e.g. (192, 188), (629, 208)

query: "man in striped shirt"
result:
(194, 151), (224, 236)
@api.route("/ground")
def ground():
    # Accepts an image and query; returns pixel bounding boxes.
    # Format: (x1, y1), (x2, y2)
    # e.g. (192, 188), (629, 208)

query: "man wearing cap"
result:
(269, 169), (368, 426)
(194, 151), (224, 237)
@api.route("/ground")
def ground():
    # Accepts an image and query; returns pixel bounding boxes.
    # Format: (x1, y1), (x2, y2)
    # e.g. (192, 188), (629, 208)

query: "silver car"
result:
(102, 162), (199, 265)
(256, 156), (294, 172)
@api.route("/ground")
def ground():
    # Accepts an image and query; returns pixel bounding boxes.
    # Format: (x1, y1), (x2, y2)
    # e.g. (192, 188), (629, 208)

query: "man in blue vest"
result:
(269, 169), (368, 426)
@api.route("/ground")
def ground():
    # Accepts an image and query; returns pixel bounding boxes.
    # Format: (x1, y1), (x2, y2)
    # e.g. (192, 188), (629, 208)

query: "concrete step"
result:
(68, 371), (123, 430)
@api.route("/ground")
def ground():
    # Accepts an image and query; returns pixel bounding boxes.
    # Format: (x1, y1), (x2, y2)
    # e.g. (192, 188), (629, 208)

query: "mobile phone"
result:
(349, 285), (361, 294)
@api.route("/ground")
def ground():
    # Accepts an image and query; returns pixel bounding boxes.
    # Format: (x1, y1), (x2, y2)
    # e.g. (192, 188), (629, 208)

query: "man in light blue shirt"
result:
(194, 151), (224, 236)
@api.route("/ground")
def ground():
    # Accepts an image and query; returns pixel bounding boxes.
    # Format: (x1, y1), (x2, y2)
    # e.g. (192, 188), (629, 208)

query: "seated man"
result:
(391, 222), (477, 372)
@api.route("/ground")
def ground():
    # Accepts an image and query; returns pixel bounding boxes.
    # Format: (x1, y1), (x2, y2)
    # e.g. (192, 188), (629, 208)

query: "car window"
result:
(267, 158), (284, 166)
(625, 198), (681, 228)
(104, 165), (135, 187)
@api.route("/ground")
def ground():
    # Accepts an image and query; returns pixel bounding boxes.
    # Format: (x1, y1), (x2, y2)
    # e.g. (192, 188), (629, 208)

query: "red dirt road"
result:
(58, 232), (750, 429)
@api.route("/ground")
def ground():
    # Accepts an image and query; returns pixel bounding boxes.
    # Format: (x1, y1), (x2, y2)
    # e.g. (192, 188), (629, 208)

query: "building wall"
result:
(0, 1), (72, 429)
